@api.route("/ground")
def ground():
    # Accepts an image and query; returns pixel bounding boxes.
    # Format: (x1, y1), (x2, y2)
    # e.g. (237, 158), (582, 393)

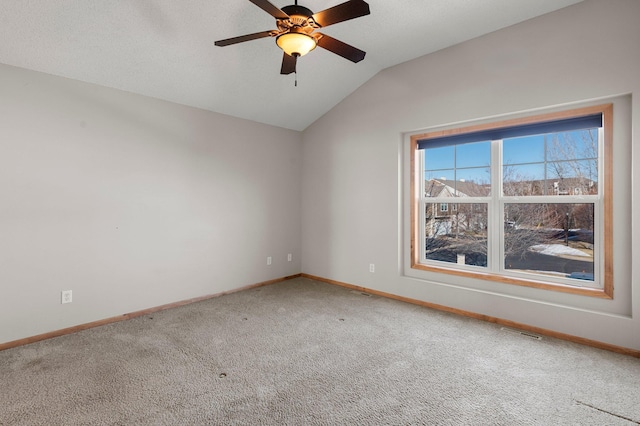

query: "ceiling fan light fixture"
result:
(276, 32), (317, 57)
(215, 0), (370, 76)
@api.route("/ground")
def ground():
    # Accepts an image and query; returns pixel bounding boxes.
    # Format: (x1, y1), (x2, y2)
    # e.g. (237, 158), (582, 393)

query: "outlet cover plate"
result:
(61, 290), (72, 304)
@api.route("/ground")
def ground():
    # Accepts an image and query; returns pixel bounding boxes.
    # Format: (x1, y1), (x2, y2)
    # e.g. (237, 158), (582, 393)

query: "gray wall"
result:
(301, 0), (640, 350)
(0, 64), (302, 344)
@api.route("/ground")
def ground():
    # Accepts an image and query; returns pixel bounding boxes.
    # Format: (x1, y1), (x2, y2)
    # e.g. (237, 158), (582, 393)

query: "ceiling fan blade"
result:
(214, 30), (274, 47)
(281, 53), (297, 75)
(316, 33), (366, 63)
(311, 0), (370, 28)
(249, 0), (290, 20)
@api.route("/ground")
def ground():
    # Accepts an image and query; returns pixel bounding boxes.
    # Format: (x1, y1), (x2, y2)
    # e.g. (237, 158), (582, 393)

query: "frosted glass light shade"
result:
(276, 32), (317, 57)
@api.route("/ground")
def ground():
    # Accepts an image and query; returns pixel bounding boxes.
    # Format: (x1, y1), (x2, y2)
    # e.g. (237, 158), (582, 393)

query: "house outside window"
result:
(410, 104), (613, 298)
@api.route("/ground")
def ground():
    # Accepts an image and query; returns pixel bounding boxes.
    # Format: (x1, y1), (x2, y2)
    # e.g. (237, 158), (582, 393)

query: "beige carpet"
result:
(1, 277), (639, 425)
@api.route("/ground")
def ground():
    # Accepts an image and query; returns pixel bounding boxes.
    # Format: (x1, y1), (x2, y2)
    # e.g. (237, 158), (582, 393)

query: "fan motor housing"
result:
(281, 5), (314, 18)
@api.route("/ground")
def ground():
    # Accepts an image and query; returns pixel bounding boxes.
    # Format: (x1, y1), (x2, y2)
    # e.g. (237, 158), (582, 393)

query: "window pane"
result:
(424, 145), (454, 170)
(503, 129), (599, 197)
(425, 142), (491, 197)
(425, 172), (490, 197)
(546, 130), (598, 162)
(425, 203), (488, 267)
(504, 203), (594, 282)
(503, 164), (546, 195)
(456, 141), (491, 168)
(456, 168), (491, 196)
(425, 172), (454, 197)
(546, 160), (598, 195)
(503, 135), (545, 164)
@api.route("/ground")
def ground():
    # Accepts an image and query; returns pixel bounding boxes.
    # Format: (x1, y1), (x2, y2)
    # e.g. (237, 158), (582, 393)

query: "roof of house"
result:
(425, 179), (490, 198)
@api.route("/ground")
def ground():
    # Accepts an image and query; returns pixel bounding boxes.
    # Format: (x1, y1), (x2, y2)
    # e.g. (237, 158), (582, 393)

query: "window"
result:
(410, 104), (613, 298)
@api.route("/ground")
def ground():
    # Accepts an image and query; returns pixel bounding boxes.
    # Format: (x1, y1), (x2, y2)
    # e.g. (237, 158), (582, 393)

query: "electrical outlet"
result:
(369, 264), (375, 273)
(287, 253), (292, 262)
(267, 256), (272, 266)
(61, 290), (72, 304)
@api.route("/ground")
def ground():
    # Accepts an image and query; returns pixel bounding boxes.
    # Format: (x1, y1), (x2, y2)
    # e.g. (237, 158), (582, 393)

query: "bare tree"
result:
(547, 130), (598, 196)
(504, 203), (556, 258)
(425, 202), (488, 266)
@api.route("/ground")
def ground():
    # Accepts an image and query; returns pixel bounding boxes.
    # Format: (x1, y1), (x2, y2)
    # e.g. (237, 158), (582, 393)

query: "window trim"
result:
(410, 104), (613, 299)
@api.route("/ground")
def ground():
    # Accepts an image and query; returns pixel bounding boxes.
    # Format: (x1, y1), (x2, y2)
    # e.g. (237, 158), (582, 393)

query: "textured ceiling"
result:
(0, 0), (583, 131)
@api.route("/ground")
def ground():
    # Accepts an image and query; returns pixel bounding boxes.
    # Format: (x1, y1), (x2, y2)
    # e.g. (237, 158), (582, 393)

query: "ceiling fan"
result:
(215, 0), (370, 77)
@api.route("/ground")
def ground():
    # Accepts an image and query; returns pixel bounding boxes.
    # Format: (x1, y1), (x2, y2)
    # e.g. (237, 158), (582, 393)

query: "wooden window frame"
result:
(410, 104), (613, 298)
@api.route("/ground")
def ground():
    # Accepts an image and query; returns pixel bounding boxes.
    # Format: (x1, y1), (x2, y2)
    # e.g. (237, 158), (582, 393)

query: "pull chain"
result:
(295, 71), (297, 87)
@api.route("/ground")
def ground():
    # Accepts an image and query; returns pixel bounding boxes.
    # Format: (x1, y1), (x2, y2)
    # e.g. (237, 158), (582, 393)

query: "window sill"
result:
(410, 261), (613, 299)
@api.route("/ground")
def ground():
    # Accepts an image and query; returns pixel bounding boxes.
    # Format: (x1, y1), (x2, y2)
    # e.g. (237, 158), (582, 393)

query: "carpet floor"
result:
(1, 277), (639, 425)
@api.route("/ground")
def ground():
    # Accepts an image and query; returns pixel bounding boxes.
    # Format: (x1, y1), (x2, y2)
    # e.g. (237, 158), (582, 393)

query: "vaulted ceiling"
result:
(0, 0), (583, 131)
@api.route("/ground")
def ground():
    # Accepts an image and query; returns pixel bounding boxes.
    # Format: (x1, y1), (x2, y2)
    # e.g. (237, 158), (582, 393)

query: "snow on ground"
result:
(529, 244), (589, 257)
